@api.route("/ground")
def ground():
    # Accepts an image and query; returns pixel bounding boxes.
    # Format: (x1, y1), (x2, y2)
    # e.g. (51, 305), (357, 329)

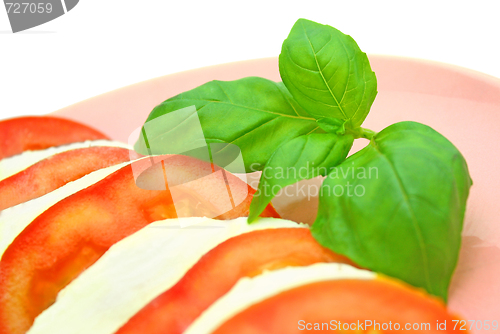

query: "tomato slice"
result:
(116, 228), (354, 334)
(212, 278), (466, 334)
(0, 147), (132, 210)
(0, 155), (278, 334)
(0, 116), (108, 160)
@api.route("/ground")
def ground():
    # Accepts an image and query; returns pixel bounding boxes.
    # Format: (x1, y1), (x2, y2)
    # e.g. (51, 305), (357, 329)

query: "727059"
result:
(453, 320), (498, 331)
(5, 2), (53, 14)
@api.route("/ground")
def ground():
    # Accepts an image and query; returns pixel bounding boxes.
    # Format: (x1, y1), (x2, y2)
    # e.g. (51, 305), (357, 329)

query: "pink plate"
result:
(53, 56), (500, 326)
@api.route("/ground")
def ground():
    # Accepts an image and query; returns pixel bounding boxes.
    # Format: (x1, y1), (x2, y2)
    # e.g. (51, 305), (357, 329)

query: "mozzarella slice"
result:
(0, 140), (132, 181)
(27, 217), (304, 334)
(184, 263), (376, 334)
(0, 161), (130, 257)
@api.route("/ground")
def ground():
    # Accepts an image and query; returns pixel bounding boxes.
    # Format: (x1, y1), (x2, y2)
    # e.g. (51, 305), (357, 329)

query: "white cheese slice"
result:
(0, 161), (130, 258)
(28, 217), (305, 334)
(0, 140), (132, 181)
(184, 263), (376, 334)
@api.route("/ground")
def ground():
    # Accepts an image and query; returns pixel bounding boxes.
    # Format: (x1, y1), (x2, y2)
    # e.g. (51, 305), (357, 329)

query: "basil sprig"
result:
(137, 18), (472, 302)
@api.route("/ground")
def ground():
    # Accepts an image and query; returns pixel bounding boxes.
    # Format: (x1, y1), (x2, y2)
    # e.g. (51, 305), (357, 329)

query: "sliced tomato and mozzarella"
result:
(23, 219), (463, 334)
(0, 116), (465, 334)
(0, 146), (134, 210)
(0, 153), (278, 334)
(0, 116), (135, 210)
(27, 218), (306, 334)
(116, 225), (353, 334)
(204, 263), (465, 334)
(0, 160), (131, 257)
(185, 263), (375, 334)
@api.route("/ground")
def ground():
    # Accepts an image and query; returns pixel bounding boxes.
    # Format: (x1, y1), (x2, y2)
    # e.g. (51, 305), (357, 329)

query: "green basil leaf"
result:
(311, 121), (472, 301)
(248, 133), (353, 222)
(279, 18), (377, 128)
(136, 77), (323, 172)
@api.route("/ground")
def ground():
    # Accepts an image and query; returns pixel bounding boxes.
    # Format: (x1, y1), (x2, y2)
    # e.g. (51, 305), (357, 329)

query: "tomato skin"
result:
(0, 147), (132, 210)
(212, 278), (466, 334)
(0, 116), (108, 159)
(116, 228), (354, 334)
(0, 155), (277, 334)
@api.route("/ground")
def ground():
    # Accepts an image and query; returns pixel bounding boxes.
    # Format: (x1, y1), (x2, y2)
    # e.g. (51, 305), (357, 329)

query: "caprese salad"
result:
(0, 115), (464, 333)
(0, 18), (473, 334)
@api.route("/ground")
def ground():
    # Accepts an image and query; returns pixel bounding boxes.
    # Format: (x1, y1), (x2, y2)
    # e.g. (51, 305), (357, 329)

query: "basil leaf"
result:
(311, 121), (472, 301)
(248, 133), (354, 222)
(279, 18), (377, 128)
(136, 77), (323, 172)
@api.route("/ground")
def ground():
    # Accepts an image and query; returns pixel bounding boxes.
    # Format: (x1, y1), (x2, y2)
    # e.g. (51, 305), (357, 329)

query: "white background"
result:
(0, 0), (499, 120)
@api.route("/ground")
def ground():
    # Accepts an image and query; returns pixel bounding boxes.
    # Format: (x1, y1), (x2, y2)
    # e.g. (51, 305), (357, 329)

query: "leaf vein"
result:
(181, 98), (314, 120)
(372, 142), (432, 290)
(215, 81), (234, 104)
(300, 21), (347, 119)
